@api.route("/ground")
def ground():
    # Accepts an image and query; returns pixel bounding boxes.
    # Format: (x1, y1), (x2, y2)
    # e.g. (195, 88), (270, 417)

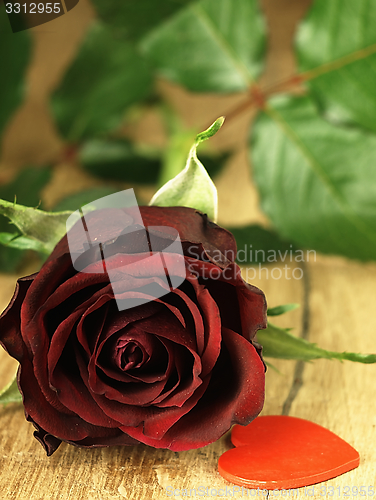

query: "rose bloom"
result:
(0, 206), (266, 455)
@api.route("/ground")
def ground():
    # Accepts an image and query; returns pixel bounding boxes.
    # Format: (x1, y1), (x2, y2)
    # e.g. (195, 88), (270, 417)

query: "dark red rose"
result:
(0, 206), (266, 455)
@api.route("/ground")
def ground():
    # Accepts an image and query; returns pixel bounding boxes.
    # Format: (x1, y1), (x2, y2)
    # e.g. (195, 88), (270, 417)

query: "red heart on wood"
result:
(218, 415), (359, 490)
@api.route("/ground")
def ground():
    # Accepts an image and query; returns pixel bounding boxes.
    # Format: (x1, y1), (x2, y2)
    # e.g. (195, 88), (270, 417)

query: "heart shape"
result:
(218, 415), (359, 490)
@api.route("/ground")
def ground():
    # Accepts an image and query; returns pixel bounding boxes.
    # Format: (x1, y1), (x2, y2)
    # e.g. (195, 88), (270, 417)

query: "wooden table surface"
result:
(1, 0), (376, 497)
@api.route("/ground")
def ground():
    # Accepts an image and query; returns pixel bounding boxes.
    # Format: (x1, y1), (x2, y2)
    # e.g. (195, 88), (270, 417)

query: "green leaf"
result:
(251, 95), (376, 261)
(296, 0), (376, 133)
(228, 224), (295, 264)
(157, 119), (230, 187)
(0, 373), (22, 406)
(150, 118), (223, 221)
(0, 199), (73, 255)
(91, 0), (194, 42)
(142, 0), (266, 92)
(258, 323), (376, 364)
(0, 5), (31, 147)
(267, 303), (300, 317)
(51, 22), (152, 141)
(79, 139), (161, 184)
(52, 187), (120, 212)
(0, 232), (49, 253)
(0, 167), (52, 271)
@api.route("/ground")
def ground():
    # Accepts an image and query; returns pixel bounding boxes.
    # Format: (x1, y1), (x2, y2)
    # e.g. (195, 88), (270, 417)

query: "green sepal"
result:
(195, 117), (225, 144)
(0, 232), (49, 253)
(149, 117), (223, 222)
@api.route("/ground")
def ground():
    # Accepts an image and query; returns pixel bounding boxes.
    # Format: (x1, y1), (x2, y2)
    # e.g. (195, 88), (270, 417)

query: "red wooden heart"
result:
(218, 415), (359, 489)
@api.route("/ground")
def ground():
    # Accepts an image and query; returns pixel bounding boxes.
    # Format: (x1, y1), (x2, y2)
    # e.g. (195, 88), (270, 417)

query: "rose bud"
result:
(0, 206), (266, 455)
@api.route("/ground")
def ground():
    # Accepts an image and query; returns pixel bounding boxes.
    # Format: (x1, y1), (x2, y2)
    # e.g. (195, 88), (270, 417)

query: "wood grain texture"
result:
(1, 0), (375, 498)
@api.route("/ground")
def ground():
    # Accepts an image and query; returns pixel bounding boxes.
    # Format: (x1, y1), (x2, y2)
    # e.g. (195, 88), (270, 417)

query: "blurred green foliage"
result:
(1, 0), (376, 265)
(0, 5), (30, 150)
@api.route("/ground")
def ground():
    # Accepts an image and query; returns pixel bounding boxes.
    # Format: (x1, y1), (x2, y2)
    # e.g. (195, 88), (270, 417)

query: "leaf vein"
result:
(265, 104), (376, 246)
(301, 43), (376, 82)
(191, 2), (254, 87)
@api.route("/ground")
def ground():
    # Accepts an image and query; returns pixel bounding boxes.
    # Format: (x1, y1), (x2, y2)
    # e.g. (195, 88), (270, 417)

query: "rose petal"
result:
(139, 207), (237, 260)
(76, 297), (112, 357)
(18, 355), (119, 444)
(91, 309), (202, 408)
(49, 344), (123, 428)
(146, 335), (202, 408)
(0, 275), (35, 361)
(120, 376), (211, 442)
(20, 254), (77, 328)
(194, 287), (222, 378)
(185, 258), (267, 340)
(131, 327), (265, 451)
(138, 308), (197, 352)
(166, 284), (205, 356)
(22, 270), (110, 333)
(45, 206), (236, 266)
(97, 328), (169, 384)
